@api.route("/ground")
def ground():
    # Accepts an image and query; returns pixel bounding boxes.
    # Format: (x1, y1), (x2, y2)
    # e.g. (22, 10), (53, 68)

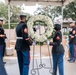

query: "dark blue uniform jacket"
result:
(15, 21), (30, 51)
(52, 31), (64, 53)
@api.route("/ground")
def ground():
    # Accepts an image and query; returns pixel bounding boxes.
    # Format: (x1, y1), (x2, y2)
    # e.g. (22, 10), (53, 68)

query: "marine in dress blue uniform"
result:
(68, 22), (76, 62)
(0, 18), (7, 61)
(0, 18), (7, 75)
(49, 24), (64, 75)
(15, 14), (31, 75)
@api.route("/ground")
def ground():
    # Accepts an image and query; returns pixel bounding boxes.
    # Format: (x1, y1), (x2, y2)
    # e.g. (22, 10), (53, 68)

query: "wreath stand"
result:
(30, 25), (53, 75)
(27, 15), (54, 75)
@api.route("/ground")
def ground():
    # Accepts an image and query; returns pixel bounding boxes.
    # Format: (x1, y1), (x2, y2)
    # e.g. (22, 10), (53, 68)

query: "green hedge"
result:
(63, 32), (69, 35)
(3, 23), (18, 29)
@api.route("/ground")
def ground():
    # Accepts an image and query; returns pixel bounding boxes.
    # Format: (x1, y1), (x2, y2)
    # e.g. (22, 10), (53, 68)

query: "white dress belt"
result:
(16, 37), (23, 39)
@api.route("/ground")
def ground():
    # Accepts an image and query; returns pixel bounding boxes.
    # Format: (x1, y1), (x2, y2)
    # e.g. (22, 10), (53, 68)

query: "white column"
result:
(8, 1), (10, 47)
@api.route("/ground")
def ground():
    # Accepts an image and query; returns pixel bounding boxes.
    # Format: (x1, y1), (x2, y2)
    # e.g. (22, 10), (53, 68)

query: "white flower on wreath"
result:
(27, 15), (54, 43)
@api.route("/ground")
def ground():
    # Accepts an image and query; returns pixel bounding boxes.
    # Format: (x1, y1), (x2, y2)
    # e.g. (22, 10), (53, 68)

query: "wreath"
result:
(27, 15), (54, 43)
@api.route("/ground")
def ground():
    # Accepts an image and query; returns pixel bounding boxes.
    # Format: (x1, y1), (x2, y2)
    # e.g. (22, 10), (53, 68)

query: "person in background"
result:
(15, 14), (31, 75)
(73, 32), (76, 61)
(68, 22), (76, 62)
(0, 18), (7, 62)
(49, 24), (64, 75)
(72, 22), (76, 62)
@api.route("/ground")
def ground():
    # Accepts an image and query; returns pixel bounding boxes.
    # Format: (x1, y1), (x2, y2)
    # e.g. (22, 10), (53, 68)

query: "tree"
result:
(63, 0), (76, 21)
(34, 5), (62, 20)
(0, 3), (8, 19)
(0, 2), (21, 28)
(0, 2), (21, 23)
(10, 6), (21, 23)
(35, 0), (76, 21)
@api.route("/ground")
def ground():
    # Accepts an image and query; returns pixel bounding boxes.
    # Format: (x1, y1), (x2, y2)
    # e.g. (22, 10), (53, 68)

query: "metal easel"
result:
(30, 25), (53, 75)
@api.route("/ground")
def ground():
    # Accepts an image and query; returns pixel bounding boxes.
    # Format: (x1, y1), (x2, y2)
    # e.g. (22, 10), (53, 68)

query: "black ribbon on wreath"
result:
(30, 25), (53, 75)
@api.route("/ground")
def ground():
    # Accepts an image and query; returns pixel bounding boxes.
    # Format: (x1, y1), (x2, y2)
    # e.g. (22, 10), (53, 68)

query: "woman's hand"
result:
(71, 35), (74, 38)
(49, 42), (54, 46)
(0, 34), (5, 37)
(25, 38), (30, 40)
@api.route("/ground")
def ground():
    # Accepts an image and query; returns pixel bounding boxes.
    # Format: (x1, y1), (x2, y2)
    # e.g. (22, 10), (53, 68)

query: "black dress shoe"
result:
(69, 60), (75, 63)
(3, 62), (6, 64)
(68, 59), (71, 61)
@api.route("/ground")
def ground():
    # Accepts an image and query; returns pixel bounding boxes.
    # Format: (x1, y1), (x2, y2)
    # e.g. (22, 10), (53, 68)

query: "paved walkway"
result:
(4, 57), (76, 75)
(4, 43), (75, 75)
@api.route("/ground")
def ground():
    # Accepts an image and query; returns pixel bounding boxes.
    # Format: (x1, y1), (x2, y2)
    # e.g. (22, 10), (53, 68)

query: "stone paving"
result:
(3, 40), (76, 75)
(4, 57), (76, 75)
